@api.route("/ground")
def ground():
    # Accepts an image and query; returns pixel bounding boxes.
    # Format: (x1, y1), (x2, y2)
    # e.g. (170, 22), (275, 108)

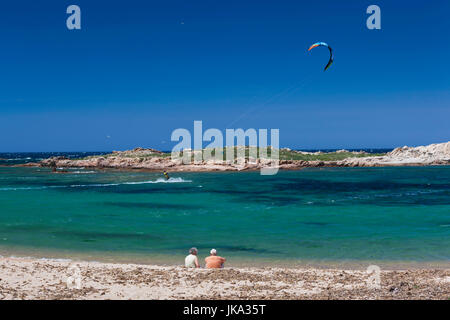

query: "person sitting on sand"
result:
(185, 247), (200, 268)
(205, 249), (226, 269)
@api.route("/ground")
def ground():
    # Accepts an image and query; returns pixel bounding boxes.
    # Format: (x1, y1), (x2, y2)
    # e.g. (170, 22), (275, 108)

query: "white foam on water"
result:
(70, 171), (97, 174)
(3, 255), (73, 262)
(38, 257), (73, 262)
(2, 157), (33, 161)
(0, 177), (191, 191)
(123, 177), (191, 184)
(68, 183), (120, 188)
(0, 186), (59, 191)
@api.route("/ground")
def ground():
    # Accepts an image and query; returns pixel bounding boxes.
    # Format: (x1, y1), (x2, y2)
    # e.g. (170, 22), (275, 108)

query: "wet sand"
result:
(0, 256), (448, 300)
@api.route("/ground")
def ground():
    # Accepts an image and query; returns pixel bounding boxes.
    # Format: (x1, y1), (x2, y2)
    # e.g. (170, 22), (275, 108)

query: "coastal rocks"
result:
(40, 157), (66, 166)
(40, 156), (68, 165)
(17, 162), (39, 167)
(343, 142), (450, 166)
(34, 141), (450, 172)
(387, 142), (450, 163)
(116, 147), (165, 155)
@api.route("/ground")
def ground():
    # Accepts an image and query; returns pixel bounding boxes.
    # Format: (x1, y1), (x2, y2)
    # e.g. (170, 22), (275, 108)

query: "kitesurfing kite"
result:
(308, 42), (333, 71)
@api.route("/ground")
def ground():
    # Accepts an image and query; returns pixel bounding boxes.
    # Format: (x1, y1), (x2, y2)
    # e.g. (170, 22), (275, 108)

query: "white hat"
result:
(210, 249), (217, 255)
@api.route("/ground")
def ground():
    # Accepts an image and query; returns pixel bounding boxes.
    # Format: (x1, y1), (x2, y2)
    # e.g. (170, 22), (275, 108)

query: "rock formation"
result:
(33, 141), (450, 172)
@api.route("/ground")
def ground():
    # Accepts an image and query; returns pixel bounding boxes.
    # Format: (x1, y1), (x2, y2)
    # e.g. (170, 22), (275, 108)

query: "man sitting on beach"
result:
(185, 247), (200, 268)
(205, 249), (226, 269)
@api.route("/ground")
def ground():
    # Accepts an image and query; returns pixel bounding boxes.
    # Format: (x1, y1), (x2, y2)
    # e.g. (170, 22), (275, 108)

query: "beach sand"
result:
(0, 256), (448, 300)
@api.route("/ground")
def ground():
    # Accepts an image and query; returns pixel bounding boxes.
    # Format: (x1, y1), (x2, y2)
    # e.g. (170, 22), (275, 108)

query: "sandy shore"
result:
(0, 256), (448, 300)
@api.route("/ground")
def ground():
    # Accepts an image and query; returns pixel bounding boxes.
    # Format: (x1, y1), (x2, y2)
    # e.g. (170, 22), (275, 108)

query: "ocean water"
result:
(0, 163), (449, 266)
(0, 152), (110, 166)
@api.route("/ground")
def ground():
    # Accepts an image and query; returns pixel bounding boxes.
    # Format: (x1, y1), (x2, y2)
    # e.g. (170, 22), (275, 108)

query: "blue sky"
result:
(0, 0), (448, 151)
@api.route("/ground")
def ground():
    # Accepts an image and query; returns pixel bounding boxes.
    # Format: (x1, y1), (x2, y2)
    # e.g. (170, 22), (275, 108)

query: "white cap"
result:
(210, 249), (217, 255)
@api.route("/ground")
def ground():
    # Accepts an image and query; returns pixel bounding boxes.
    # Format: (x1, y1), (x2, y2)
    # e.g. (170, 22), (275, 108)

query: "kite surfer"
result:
(163, 171), (170, 180)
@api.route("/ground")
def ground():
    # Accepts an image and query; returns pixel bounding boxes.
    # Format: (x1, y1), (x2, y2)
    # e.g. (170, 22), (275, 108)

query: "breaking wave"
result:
(0, 177), (191, 191)
(123, 177), (190, 184)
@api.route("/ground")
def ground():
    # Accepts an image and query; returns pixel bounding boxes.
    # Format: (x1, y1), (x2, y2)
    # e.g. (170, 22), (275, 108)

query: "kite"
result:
(308, 42), (333, 71)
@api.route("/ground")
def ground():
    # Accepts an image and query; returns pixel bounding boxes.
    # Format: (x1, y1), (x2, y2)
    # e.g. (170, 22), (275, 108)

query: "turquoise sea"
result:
(0, 161), (449, 267)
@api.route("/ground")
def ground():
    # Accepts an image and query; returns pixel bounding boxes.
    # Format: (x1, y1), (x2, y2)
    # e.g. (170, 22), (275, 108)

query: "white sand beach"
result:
(0, 257), (448, 300)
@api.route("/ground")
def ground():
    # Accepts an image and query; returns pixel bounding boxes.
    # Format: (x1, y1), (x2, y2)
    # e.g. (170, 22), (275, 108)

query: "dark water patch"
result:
(174, 245), (282, 255)
(208, 188), (268, 195)
(104, 201), (203, 210)
(0, 224), (49, 232)
(50, 230), (161, 241)
(302, 222), (330, 226)
(297, 240), (325, 249)
(218, 245), (281, 254)
(344, 190), (450, 207)
(358, 198), (450, 207)
(1, 225), (163, 242)
(98, 213), (121, 217)
(273, 179), (450, 194)
(235, 194), (300, 206)
(297, 192), (450, 207)
(300, 198), (450, 208)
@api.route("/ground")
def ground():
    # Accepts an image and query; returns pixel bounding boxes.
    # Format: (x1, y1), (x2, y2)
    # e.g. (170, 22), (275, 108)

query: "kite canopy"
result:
(308, 42), (333, 71)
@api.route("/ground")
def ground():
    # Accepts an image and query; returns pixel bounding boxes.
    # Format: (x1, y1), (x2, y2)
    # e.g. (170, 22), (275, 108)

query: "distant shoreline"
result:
(6, 162), (449, 172)
(5, 141), (447, 172)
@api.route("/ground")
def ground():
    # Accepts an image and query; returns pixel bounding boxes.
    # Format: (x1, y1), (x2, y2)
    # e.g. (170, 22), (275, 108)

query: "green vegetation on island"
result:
(74, 146), (385, 162)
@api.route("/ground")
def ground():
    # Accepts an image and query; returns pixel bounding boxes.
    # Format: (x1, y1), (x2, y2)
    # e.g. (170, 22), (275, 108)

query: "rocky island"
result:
(30, 141), (450, 172)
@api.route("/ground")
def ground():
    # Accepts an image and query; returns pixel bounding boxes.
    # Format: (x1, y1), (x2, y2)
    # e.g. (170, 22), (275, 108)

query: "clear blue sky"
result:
(0, 0), (448, 151)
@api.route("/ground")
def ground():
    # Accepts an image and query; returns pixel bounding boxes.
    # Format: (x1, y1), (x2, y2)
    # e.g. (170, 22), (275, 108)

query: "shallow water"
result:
(0, 166), (449, 266)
